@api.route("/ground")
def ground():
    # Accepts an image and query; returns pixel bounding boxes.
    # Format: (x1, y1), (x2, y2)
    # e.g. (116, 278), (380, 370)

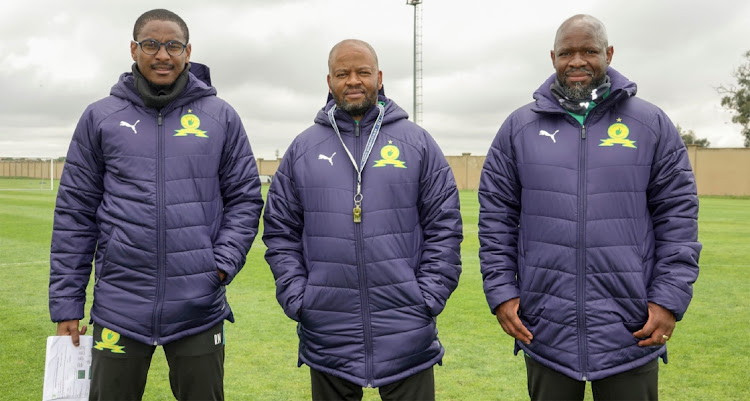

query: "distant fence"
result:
(0, 159), (58, 180)
(685, 146), (750, 196)
(256, 158), (280, 180)
(4, 146), (750, 195)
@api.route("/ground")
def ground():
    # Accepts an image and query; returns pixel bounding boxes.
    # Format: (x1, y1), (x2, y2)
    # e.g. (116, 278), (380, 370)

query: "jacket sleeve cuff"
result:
(647, 284), (691, 321)
(283, 299), (302, 322)
(215, 257), (240, 285)
(485, 287), (521, 315)
(422, 293), (444, 317)
(49, 297), (85, 323)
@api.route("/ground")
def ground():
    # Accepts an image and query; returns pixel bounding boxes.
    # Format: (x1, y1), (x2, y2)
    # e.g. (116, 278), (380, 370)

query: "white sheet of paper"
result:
(42, 335), (93, 401)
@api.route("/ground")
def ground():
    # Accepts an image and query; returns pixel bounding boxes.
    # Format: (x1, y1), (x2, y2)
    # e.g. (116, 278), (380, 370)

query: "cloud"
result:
(1, 0), (748, 159)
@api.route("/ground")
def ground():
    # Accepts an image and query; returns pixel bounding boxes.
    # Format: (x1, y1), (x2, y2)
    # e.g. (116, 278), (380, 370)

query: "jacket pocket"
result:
(207, 266), (223, 287)
(298, 283), (313, 320)
(407, 270), (432, 317)
(623, 320), (647, 334)
(95, 227), (122, 286)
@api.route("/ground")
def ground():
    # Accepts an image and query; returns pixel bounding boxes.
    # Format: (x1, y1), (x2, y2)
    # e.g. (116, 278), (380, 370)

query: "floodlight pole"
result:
(406, 0), (423, 126)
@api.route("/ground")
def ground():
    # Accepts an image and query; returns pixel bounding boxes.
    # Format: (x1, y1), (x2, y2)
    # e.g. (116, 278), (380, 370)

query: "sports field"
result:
(1, 179), (748, 400)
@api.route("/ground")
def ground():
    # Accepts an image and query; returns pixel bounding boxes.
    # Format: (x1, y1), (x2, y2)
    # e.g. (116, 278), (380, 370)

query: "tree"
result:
(718, 50), (750, 147)
(676, 124), (710, 147)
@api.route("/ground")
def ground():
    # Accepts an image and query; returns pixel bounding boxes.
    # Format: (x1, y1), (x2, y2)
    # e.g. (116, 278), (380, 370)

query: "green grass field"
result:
(1, 180), (748, 400)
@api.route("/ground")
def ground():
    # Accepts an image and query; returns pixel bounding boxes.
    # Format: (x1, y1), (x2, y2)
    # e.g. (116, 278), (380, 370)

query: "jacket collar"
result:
(110, 64), (217, 113)
(532, 67), (637, 114)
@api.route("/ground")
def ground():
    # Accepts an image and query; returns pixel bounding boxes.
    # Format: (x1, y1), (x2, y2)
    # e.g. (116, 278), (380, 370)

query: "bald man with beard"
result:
(478, 15), (701, 400)
(263, 39), (462, 401)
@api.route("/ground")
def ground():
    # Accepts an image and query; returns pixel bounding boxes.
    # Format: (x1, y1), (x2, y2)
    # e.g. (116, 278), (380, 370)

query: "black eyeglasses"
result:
(134, 39), (187, 56)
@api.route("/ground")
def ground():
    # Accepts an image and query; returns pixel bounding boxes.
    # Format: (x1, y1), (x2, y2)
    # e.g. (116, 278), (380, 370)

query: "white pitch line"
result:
(0, 261), (48, 267)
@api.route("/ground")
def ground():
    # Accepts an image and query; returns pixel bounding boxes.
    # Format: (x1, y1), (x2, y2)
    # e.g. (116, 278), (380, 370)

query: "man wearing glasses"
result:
(49, 9), (263, 400)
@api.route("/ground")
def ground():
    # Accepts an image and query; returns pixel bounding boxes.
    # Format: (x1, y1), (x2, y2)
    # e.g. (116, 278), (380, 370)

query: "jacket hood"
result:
(190, 62), (212, 87)
(314, 85), (408, 133)
(110, 62), (217, 111)
(532, 67), (638, 112)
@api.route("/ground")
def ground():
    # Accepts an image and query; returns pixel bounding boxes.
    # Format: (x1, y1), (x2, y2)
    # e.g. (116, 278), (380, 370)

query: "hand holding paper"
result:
(42, 335), (92, 401)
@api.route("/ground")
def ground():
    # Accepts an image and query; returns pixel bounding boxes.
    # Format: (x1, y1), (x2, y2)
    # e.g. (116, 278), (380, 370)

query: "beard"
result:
(334, 90), (377, 117)
(560, 69), (606, 100)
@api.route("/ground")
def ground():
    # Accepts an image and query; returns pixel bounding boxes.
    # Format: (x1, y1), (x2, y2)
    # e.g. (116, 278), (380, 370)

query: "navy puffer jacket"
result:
(479, 68), (701, 380)
(49, 64), (263, 345)
(263, 94), (462, 387)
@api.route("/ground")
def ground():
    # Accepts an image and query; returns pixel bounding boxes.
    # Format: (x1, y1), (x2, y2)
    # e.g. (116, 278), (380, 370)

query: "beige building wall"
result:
(447, 146), (750, 194)
(5, 146), (750, 195)
(256, 158), (281, 178)
(446, 153), (486, 191)
(689, 146), (750, 196)
(0, 160), (62, 179)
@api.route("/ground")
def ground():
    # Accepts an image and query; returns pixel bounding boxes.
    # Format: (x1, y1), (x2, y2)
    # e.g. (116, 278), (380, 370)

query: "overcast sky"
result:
(1, 0), (749, 159)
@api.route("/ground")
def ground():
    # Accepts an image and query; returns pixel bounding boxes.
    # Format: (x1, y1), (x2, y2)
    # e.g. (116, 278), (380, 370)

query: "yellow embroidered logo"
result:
(373, 141), (407, 168)
(600, 118), (636, 148)
(94, 328), (126, 353)
(174, 109), (208, 138)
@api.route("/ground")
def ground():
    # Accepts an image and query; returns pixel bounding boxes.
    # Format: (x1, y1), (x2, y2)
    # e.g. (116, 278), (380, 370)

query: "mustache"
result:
(565, 68), (593, 77)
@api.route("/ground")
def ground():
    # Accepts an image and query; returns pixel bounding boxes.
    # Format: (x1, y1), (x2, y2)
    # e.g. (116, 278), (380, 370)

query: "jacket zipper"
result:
(152, 111), (166, 346)
(553, 101), (617, 380)
(577, 123), (588, 380)
(353, 121), (374, 387)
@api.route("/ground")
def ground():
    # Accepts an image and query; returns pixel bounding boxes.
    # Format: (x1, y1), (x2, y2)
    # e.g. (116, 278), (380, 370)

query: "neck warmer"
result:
(132, 63), (189, 109)
(549, 75), (611, 115)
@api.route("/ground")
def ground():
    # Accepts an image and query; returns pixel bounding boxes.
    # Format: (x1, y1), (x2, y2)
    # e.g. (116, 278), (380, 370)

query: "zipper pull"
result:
(581, 125), (586, 139)
(158, 113), (163, 126)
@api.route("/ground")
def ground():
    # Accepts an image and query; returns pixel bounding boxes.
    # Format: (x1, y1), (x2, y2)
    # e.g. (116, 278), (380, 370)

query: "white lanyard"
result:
(327, 103), (385, 223)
